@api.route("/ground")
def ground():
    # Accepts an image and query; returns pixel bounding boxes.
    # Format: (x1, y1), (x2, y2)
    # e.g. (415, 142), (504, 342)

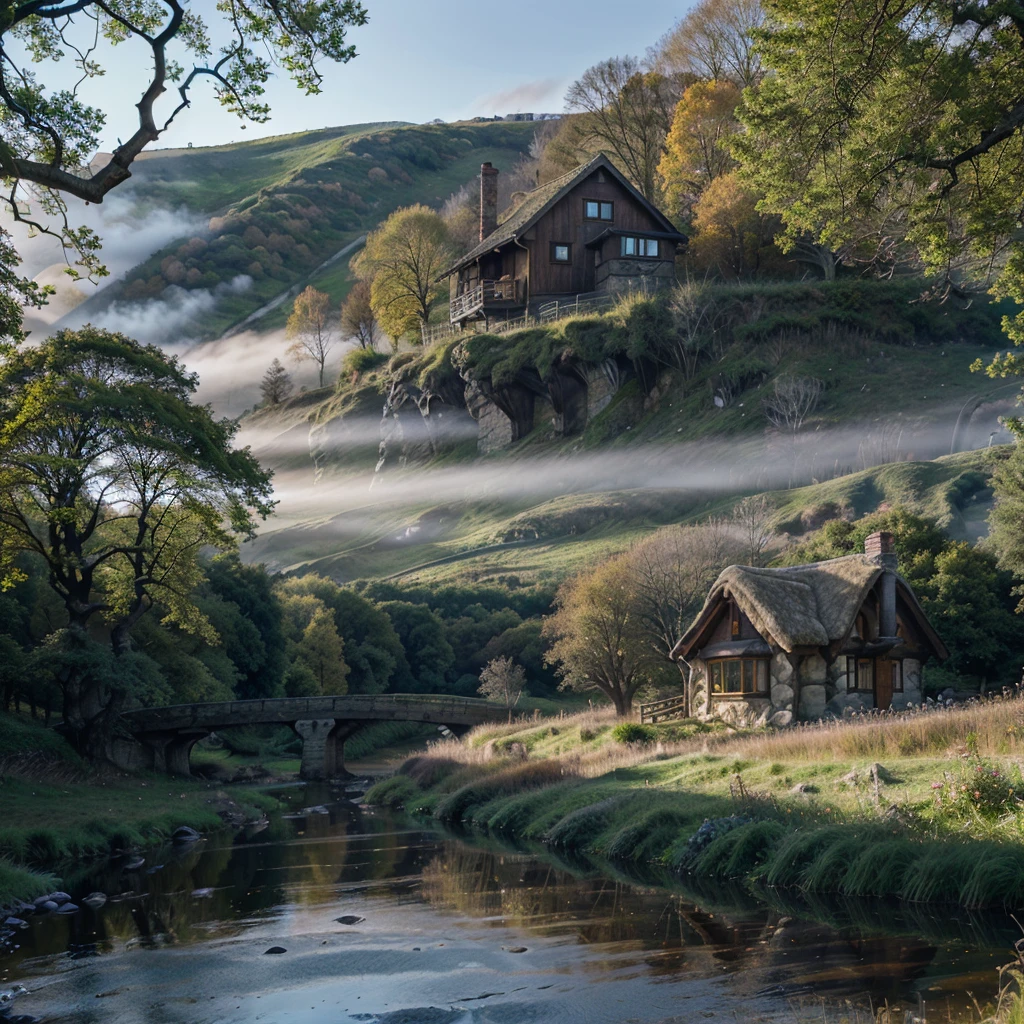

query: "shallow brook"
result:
(1, 785), (1016, 1023)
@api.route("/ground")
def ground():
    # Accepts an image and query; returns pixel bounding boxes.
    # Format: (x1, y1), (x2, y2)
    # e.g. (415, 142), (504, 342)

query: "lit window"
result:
(708, 658), (769, 695)
(584, 200), (614, 220)
(552, 243), (571, 263)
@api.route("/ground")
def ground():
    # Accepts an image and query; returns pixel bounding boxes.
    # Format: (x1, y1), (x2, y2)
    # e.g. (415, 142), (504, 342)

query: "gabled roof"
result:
(439, 153), (682, 278)
(671, 555), (949, 661)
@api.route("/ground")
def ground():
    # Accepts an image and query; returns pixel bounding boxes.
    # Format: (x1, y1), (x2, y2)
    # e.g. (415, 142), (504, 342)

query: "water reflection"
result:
(2, 788), (1013, 1024)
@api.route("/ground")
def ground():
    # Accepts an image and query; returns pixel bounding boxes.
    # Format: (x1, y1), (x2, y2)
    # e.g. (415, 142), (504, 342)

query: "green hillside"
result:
(75, 120), (536, 338)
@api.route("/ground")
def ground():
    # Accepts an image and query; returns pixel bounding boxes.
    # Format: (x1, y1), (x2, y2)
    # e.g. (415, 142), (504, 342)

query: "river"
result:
(1, 783), (1015, 1024)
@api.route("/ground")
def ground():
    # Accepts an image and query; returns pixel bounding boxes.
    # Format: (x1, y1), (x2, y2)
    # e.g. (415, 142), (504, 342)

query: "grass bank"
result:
(0, 713), (279, 909)
(367, 698), (1024, 910)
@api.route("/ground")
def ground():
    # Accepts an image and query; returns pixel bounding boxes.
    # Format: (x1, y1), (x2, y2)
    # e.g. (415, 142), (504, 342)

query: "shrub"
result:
(673, 815), (753, 870)
(932, 753), (1023, 825)
(612, 723), (656, 745)
(343, 348), (389, 376)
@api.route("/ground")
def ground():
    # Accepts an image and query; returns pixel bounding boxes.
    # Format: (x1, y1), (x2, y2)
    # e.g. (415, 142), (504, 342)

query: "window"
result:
(620, 236), (661, 258)
(584, 199), (614, 221)
(709, 658), (769, 696)
(551, 243), (571, 263)
(890, 660), (903, 692)
(846, 657), (875, 691)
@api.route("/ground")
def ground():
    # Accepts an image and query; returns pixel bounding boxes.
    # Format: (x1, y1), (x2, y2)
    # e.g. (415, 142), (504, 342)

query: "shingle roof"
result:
(439, 153), (680, 278)
(672, 555), (948, 659)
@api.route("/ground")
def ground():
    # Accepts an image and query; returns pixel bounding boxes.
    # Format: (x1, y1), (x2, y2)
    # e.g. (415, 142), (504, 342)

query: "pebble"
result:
(3, 917), (27, 929)
(56, 903), (80, 915)
(263, 946), (287, 955)
(335, 916), (364, 925)
(82, 893), (107, 909)
(506, 947), (527, 953)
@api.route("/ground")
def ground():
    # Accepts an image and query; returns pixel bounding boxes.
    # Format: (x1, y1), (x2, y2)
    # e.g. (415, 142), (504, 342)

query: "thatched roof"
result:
(672, 555), (948, 660)
(439, 153), (682, 278)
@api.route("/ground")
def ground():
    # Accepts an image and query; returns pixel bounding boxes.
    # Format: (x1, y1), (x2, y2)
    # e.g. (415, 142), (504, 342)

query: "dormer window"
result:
(584, 200), (614, 221)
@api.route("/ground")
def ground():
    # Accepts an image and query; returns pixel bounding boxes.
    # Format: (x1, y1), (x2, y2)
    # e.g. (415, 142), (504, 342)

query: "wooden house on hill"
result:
(671, 532), (948, 727)
(442, 154), (686, 326)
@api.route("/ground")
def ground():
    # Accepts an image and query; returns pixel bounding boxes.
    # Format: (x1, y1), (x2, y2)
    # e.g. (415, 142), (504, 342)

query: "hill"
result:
(67, 120), (537, 340)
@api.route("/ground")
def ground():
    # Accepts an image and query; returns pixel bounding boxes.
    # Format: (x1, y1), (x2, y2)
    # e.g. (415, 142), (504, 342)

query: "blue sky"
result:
(51, 0), (691, 152)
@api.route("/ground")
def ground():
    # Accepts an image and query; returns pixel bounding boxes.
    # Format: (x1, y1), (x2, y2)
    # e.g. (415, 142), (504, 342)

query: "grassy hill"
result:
(72, 120), (536, 339)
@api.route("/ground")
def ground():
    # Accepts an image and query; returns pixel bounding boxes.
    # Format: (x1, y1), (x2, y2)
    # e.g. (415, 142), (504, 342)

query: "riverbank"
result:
(366, 697), (1024, 911)
(0, 713), (279, 910)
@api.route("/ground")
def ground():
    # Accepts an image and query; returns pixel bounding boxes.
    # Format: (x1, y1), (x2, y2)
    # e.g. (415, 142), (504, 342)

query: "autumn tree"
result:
(653, 0), (764, 88)
(687, 171), (781, 278)
(355, 206), (455, 340)
(0, 1), (368, 344)
(543, 555), (657, 715)
(0, 328), (274, 751)
(658, 80), (741, 222)
(564, 57), (676, 201)
(287, 286), (336, 387)
(478, 656), (528, 708)
(260, 359), (293, 405)
(626, 522), (741, 713)
(340, 280), (379, 350)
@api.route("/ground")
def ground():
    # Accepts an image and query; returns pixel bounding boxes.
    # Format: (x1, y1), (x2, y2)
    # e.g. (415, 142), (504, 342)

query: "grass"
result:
(366, 696), (1024, 909)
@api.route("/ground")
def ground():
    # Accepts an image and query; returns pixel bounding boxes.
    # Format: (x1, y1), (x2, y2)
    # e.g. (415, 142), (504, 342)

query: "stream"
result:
(1, 783), (1017, 1024)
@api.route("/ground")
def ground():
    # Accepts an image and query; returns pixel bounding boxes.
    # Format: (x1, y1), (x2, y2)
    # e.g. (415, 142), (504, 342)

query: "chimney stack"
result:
(865, 531), (898, 638)
(480, 162), (499, 242)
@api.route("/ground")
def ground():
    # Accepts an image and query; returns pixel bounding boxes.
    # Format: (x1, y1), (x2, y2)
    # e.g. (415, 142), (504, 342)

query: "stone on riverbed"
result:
(335, 915), (364, 925)
(263, 946), (287, 955)
(82, 893), (107, 909)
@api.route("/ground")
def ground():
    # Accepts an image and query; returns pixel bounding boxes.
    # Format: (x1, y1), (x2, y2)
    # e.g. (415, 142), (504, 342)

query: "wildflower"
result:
(974, 791), (981, 799)
(931, 781), (942, 789)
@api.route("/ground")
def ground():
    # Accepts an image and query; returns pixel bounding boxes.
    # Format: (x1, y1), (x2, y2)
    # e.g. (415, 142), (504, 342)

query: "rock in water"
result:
(83, 893), (107, 909)
(335, 915), (364, 925)
(263, 946), (287, 955)
(56, 903), (80, 915)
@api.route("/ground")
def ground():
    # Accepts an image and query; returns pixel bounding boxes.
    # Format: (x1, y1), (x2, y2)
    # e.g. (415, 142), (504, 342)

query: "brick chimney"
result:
(865, 531), (898, 638)
(480, 162), (499, 241)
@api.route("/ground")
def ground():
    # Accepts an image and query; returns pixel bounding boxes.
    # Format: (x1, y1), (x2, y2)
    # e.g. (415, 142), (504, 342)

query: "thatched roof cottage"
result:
(670, 532), (948, 726)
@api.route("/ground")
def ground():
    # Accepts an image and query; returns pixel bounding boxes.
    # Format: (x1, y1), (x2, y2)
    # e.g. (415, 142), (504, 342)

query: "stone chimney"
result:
(865, 531), (898, 638)
(480, 162), (499, 241)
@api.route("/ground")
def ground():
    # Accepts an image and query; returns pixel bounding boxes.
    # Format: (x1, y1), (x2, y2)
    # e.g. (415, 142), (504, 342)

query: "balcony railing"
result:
(450, 279), (519, 322)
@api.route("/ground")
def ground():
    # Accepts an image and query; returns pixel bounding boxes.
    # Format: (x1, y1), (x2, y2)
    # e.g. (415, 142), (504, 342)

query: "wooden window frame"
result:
(890, 659), (903, 692)
(583, 199), (614, 222)
(708, 657), (770, 697)
(550, 242), (572, 264)
(845, 656), (875, 692)
(620, 236), (662, 259)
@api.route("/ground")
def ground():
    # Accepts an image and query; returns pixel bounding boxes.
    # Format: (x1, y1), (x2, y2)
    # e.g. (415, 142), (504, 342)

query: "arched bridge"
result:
(115, 694), (508, 780)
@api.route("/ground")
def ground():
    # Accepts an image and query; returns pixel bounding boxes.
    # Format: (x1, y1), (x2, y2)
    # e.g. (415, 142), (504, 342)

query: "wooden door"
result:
(875, 657), (893, 710)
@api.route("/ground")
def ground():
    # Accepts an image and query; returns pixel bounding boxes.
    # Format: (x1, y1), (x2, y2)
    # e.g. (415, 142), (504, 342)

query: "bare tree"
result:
(260, 359), (293, 405)
(653, 0), (764, 89)
(665, 280), (725, 381)
(731, 494), (776, 567)
(340, 280), (379, 350)
(627, 521), (742, 714)
(287, 286), (337, 388)
(478, 656), (528, 709)
(763, 374), (824, 433)
(564, 57), (676, 200)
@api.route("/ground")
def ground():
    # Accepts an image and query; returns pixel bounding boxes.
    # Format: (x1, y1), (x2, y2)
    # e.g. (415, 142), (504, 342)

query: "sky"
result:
(25, 0), (689, 152)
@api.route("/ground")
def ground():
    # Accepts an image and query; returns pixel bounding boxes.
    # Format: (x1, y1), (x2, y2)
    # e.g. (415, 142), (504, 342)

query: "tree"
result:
(287, 287), (336, 388)
(564, 57), (677, 201)
(0, 1), (368, 342)
(658, 80), (741, 222)
(380, 600), (455, 693)
(763, 374), (824, 433)
(295, 607), (349, 696)
(355, 206), (455, 340)
(477, 656), (527, 708)
(0, 328), (274, 750)
(260, 359), (293, 405)
(653, 0), (764, 88)
(626, 522), (741, 714)
(340, 280), (379, 350)
(731, 494), (776, 567)
(733, 0), (1024, 333)
(543, 555), (656, 715)
(688, 171), (781, 278)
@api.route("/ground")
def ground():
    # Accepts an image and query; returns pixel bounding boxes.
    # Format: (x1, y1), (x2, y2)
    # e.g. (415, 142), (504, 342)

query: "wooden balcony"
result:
(450, 279), (519, 322)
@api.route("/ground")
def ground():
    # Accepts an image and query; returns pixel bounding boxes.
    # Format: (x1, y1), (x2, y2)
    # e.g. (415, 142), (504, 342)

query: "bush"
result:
(932, 753), (1023, 824)
(612, 722), (656, 745)
(343, 348), (389, 376)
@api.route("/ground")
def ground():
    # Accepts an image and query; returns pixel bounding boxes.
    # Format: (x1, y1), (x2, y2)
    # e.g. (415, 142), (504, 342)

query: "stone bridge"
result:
(114, 694), (508, 780)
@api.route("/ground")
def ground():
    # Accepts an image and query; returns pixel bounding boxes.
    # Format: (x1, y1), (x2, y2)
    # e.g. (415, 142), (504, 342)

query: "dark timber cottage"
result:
(442, 153), (687, 325)
(671, 532), (948, 727)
